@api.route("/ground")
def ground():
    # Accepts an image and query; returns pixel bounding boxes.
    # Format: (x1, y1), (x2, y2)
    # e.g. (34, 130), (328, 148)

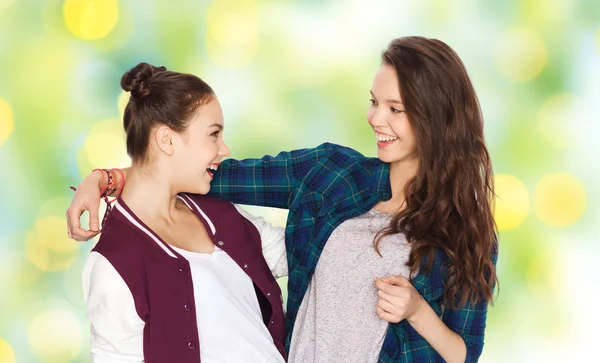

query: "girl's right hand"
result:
(66, 171), (103, 241)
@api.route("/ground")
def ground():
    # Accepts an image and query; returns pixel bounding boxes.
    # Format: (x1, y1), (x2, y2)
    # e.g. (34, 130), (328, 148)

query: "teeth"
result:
(376, 133), (398, 142)
(207, 164), (219, 171)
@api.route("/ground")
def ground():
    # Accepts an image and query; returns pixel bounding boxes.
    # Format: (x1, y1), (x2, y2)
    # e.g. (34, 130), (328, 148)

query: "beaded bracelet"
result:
(94, 168), (114, 198)
(69, 168), (118, 230)
(111, 168), (125, 199)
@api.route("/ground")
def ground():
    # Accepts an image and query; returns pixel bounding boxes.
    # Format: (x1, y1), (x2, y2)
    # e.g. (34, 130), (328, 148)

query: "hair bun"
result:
(121, 63), (167, 99)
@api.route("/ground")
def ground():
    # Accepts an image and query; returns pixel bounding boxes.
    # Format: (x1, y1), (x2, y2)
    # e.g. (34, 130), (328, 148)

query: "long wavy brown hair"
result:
(374, 36), (498, 309)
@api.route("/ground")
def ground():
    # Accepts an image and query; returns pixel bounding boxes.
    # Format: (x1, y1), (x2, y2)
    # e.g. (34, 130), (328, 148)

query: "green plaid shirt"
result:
(208, 143), (493, 362)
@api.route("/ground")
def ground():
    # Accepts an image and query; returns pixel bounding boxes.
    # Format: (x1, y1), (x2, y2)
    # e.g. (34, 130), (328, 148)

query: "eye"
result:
(369, 99), (377, 106)
(391, 107), (404, 114)
(211, 130), (220, 137)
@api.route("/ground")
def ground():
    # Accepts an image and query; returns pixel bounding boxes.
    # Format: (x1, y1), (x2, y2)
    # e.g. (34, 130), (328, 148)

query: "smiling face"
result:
(169, 98), (230, 194)
(367, 64), (418, 165)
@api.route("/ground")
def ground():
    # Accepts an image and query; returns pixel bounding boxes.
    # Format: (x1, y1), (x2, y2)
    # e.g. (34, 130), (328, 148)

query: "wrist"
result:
(110, 168), (125, 197)
(90, 169), (108, 189)
(407, 295), (429, 326)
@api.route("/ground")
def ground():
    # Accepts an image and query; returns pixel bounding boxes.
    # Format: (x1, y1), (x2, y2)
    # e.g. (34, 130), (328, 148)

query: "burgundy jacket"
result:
(93, 193), (287, 362)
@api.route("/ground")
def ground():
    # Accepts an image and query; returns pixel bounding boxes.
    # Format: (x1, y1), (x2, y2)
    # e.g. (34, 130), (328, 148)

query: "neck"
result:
(388, 157), (419, 204)
(120, 164), (181, 224)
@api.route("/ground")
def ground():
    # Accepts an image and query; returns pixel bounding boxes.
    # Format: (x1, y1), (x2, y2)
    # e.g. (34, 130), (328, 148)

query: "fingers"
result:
(381, 275), (410, 286)
(66, 207), (87, 241)
(377, 297), (396, 313)
(88, 202), (100, 233)
(374, 278), (405, 297)
(66, 204), (100, 242)
(375, 278), (408, 324)
(378, 288), (400, 303)
(376, 305), (401, 323)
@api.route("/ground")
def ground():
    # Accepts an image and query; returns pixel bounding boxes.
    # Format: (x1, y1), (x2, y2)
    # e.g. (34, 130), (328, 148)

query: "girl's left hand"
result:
(374, 276), (425, 323)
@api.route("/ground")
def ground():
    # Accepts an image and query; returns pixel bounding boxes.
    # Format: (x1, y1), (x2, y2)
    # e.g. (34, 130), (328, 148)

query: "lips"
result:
(375, 132), (399, 149)
(206, 162), (220, 180)
(377, 139), (398, 149)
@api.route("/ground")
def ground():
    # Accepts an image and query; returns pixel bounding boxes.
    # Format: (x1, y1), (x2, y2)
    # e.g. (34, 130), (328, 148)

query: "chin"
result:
(196, 184), (211, 195)
(184, 181), (211, 195)
(378, 150), (414, 164)
(377, 150), (399, 163)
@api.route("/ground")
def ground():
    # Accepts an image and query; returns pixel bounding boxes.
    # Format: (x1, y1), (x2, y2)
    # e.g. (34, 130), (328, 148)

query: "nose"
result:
(368, 107), (387, 128)
(219, 139), (231, 158)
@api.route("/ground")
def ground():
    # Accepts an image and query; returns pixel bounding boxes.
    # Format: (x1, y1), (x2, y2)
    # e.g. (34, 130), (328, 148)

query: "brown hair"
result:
(121, 62), (215, 163)
(375, 36), (498, 309)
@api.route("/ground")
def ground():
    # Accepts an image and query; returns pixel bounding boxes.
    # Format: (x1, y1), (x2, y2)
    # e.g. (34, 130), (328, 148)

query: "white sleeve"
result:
(233, 204), (288, 278)
(82, 252), (145, 363)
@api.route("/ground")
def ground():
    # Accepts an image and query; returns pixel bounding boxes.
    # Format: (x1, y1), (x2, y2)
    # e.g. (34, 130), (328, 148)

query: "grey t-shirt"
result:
(288, 209), (412, 363)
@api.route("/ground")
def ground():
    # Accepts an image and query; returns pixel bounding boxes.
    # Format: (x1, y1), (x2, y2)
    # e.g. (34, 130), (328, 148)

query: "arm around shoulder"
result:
(233, 204), (288, 279)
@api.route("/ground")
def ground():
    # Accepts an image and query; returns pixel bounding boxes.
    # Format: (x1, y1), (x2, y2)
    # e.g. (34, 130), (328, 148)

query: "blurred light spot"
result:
(206, 0), (259, 69)
(0, 98), (14, 147)
(2, 248), (44, 288)
(26, 216), (78, 271)
(494, 28), (547, 82)
(494, 174), (530, 231)
(71, 60), (121, 116)
(36, 217), (78, 254)
(0, 0), (15, 10)
(85, 133), (126, 166)
(534, 173), (586, 227)
(63, 0), (119, 40)
(118, 90), (129, 117)
(520, 0), (574, 28)
(537, 94), (580, 148)
(0, 338), (16, 363)
(28, 309), (81, 362)
(26, 231), (77, 272)
(78, 118), (129, 178)
(0, 233), (47, 290)
(37, 197), (73, 218)
(526, 251), (561, 299)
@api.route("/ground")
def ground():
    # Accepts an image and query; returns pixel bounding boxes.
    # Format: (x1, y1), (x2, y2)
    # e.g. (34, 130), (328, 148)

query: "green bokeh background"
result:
(1, 0), (598, 362)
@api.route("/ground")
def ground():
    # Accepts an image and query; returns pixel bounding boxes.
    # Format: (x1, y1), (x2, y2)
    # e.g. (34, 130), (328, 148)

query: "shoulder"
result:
(91, 211), (148, 267)
(315, 142), (365, 159)
(309, 143), (385, 175)
(88, 217), (149, 299)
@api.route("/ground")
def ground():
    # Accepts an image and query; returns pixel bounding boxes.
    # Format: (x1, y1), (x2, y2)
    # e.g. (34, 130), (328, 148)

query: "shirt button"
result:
(243, 263), (248, 269)
(267, 292), (271, 296)
(184, 304), (193, 311)
(188, 341), (196, 350)
(217, 241), (224, 246)
(178, 268), (184, 272)
(270, 320), (274, 324)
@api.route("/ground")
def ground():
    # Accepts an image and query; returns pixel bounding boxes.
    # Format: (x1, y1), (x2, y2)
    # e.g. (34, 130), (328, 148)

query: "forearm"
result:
(407, 301), (467, 363)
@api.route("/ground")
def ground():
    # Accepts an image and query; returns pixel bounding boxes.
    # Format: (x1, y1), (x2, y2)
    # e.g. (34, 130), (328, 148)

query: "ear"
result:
(154, 125), (175, 156)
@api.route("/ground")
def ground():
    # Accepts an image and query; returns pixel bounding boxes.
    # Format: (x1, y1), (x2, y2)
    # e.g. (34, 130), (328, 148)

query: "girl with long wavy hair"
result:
(68, 36), (498, 362)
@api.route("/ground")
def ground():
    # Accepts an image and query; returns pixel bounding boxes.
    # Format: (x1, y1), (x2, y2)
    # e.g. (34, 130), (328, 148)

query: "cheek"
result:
(366, 108), (375, 123)
(391, 118), (412, 138)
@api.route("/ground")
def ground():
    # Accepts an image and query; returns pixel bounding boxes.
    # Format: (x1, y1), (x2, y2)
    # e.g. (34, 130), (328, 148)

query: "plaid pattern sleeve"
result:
(207, 144), (337, 209)
(440, 249), (499, 363)
(442, 297), (489, 362)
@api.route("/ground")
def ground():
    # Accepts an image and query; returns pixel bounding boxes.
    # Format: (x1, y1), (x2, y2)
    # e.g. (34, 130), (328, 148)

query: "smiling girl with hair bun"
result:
(80, 62), (288, 363)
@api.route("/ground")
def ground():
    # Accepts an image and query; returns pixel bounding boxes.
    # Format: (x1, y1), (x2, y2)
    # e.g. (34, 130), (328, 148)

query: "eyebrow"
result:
(370, 90), (404, 105)
(208, 123), (223, 130)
